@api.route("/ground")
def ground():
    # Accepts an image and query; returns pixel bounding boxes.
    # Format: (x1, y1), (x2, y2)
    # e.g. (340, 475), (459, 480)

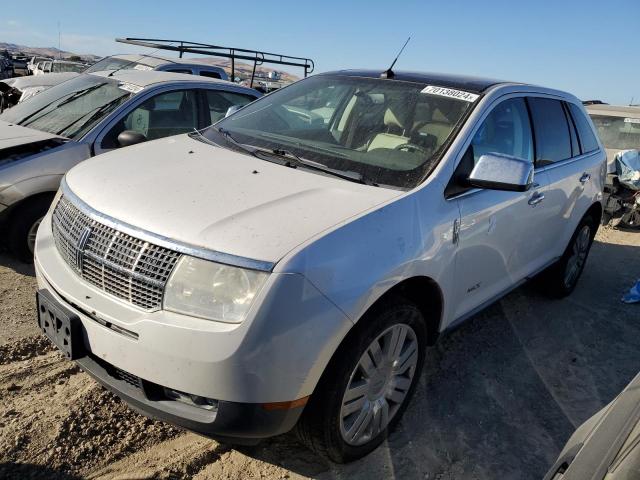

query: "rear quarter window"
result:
(200, 71), (222, 79)
(527, 97), (572, 165)
(567, 103), (599, 153)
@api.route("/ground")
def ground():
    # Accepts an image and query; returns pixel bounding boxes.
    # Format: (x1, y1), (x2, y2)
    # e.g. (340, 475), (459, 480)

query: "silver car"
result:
(34, 70), (605, 462)
(0, 70), (259, 259)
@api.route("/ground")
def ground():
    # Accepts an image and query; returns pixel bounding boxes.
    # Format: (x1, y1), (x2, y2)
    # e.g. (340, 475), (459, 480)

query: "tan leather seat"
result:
(416, 108), (451, 149)
(367, 100), (410, 151)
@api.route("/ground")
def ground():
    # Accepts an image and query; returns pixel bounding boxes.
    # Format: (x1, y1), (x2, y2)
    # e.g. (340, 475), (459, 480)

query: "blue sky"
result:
(2, 0), (638, 104)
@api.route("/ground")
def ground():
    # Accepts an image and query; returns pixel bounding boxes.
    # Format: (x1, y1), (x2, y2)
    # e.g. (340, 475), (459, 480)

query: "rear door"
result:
(528, 98), (604, 260)
(450, 96), (551, 320)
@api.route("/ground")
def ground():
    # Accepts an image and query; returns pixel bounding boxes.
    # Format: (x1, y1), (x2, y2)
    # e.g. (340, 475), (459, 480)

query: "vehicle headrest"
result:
(384, 97), (411, 130)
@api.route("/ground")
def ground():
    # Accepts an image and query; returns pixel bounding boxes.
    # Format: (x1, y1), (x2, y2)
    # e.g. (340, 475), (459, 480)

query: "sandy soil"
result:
(1, 227), (639, 479)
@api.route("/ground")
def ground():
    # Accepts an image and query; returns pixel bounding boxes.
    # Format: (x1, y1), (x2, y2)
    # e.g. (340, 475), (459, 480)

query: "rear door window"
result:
(165, 68), (193, 75)
(527, 98), (572, 165)
(567, 103), (599, 153)
(200, 70), (222, 79)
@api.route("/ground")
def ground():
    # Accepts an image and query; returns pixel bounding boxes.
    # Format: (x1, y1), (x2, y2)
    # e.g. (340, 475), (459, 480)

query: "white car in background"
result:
(0, 70), (259, 259)
(34, 70), (605, 462)
(27, 56), (52, 75)
(37, 60), (88, 75)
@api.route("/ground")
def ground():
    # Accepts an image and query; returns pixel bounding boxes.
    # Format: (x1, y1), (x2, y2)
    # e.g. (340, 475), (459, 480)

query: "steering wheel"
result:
(393, 143), (430, 155)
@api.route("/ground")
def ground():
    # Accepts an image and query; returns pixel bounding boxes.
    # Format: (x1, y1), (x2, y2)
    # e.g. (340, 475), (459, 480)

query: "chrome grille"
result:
(51, 195), (181, 310)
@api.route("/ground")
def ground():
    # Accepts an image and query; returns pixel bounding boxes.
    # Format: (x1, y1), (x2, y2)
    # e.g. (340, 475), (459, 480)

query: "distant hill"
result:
(0, 41), (301, 82)
(0, 42), (99, 62)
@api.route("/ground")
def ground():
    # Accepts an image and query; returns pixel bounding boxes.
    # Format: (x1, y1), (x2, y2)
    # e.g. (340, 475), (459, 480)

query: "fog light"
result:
(164, 387), (219, 411)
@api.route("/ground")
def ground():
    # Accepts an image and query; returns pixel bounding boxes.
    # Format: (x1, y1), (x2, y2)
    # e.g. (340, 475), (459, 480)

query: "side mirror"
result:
(225, 105), (242, 118)
(117, 130), (147, 148)
(468, 153), (534, 192)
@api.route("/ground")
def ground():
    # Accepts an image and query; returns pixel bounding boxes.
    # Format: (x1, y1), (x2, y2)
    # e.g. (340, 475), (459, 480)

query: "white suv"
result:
(34, 70), (605, 462)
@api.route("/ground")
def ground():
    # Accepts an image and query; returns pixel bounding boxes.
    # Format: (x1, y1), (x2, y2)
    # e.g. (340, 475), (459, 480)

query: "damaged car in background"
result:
(586, 104), (640, 229)
(0, 69), (259, 260)
(0, 70), (81, 109)
(0, 53), (229, 110)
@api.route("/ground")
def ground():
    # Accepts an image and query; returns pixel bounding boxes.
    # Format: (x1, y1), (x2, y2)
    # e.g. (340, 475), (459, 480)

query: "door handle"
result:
(579, 173), (591, 184)
(528, 192), (545, 206)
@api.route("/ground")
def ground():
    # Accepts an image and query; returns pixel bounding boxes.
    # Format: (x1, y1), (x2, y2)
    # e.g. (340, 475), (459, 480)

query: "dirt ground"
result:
(0, 227), (639, 480)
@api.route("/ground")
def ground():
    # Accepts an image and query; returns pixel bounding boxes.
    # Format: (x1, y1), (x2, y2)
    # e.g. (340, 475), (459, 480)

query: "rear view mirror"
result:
(225, 105), (242, 118)
(468, 153), (534, 192)
(117, 130), (147, 148)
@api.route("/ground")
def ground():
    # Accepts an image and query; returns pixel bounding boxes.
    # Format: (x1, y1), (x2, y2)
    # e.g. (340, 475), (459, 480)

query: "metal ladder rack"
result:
(115, 37), (315, 88)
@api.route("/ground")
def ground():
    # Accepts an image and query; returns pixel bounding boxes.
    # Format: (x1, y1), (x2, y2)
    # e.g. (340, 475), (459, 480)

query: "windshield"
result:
(209, 75), (474, 189)
(52, 62), (85, 73)
(0, 74), (134, 139)
(85, 57), (154, 74)
(591, 115), (640, 151)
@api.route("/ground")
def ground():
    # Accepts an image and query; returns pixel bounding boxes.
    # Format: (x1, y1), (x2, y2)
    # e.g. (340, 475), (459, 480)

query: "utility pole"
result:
(58, 21), (61, 59)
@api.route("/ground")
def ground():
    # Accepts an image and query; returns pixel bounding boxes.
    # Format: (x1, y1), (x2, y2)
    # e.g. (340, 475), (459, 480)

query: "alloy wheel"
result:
(339, 323), (418, 446)
(564, 225), (591, 288)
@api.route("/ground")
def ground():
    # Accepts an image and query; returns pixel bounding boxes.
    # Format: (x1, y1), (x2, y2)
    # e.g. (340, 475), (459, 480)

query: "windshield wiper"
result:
(271, 149), (373, 185)
(54, 96), (125, 137)
(20, 83), (106, 128)
(208, 127), (375, 186)
(55, 83), (105, 108)
(204, 126), (262, 158)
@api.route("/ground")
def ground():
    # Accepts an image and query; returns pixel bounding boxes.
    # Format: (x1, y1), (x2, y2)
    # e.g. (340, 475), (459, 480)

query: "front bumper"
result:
(76, 345), (304, 443)
(34, 211), (352, 439)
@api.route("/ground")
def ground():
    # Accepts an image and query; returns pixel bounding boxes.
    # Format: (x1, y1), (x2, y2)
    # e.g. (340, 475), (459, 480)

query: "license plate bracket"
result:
(36, 290), (85, 360)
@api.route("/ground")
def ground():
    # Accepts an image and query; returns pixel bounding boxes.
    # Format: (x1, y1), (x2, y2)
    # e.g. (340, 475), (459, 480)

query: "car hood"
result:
(65, 135), (401, 264)
(7, 72), (79, 90)
(0, 120), (62, 150)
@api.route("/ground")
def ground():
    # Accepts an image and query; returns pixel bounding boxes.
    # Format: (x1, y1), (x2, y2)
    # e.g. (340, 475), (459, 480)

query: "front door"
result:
(450, 96), (550, 320)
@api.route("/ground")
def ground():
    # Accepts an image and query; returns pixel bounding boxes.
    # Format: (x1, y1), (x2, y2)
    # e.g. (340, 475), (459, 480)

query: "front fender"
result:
(276, 183), (459, 328)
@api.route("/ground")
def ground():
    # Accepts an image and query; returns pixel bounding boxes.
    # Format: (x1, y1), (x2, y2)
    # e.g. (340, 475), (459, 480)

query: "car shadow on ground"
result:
(0, 250), (35, 277)
(235, 235), (640, 479)
(0, 462), (83, 480)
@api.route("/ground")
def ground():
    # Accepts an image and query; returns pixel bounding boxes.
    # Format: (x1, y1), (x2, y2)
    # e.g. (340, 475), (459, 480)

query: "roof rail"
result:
(115, 37), (314, 87)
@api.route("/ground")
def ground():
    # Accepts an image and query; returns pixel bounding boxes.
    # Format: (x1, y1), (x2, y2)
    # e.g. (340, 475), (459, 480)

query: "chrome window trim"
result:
(61, 178), (275, 272)
(534, 149), (601, 173)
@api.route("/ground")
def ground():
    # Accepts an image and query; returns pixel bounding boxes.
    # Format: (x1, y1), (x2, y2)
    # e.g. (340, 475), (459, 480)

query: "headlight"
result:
(19, 86), (47, 103)
(163, 256), (269, 323)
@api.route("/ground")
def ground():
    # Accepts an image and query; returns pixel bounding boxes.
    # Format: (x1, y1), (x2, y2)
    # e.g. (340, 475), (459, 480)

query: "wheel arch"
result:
(354, 276), (444, 346)
(585, 201), (603, 225)
(4, 191), (57, 226)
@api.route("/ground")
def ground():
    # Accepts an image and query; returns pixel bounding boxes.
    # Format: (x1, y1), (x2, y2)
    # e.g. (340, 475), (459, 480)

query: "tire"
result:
(541, 214), (597, 298)
(296, 296), (427, 463)
(7, 196), (52, 262)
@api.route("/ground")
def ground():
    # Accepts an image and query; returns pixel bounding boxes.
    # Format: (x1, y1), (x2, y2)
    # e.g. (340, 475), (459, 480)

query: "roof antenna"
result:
(381, 37), (411, 79)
